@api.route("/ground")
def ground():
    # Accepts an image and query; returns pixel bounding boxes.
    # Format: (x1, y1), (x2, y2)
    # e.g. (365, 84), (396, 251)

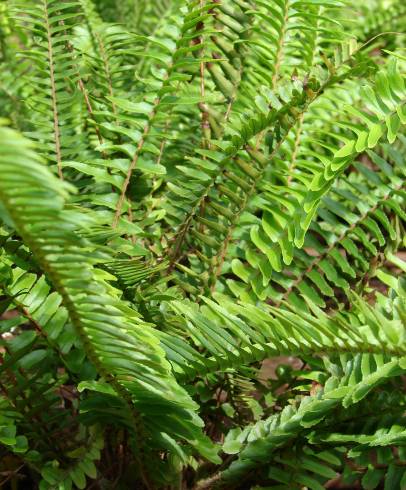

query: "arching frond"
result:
(0, 126), (219, 483)
(1, 1), (405, 487)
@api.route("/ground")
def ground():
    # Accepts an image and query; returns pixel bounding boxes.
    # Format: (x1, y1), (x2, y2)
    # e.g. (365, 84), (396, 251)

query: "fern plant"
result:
(0, 0), (405, 488)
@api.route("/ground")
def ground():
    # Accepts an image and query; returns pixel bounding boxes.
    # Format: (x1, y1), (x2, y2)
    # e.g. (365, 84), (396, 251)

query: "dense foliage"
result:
(0, 0), (405, 488)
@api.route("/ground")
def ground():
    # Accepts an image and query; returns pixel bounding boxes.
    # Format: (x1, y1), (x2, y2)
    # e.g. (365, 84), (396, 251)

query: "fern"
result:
(0, 0), (405, 488)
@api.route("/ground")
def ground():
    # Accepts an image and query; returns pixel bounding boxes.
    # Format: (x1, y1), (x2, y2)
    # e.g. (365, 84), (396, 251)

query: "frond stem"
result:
(113, 109), (155, 227)
(287, 113), (304, 184)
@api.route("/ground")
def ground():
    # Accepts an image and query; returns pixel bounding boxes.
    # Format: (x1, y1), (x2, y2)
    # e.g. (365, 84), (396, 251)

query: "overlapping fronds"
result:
(220, 61), (406, 304)
(0, 0), (405, 488)
(229, 142), (406, 306)
(218, 352), (406, 484)
(0, 126), (218, 484)
(160, 276), (406, 381)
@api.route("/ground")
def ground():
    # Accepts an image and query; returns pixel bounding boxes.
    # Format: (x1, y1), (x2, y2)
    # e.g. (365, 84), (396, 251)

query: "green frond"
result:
(0, 254), (104, 488)
(0, 126), (219, 480)
(160, 278), (406, 382)
(219, 353), (406, 483)
(10, 0), (87, 177)
(224, 61), (406, 304)
(229, 144), (406, 306)
(1, 2), (406, 487)
(356, 1), (406, 45)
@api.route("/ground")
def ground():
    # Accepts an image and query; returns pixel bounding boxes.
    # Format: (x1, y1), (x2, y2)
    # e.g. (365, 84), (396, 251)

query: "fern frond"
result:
(160, 278), (406, 382)
(225, 60), (406, 303)
(1, 2), (406, 487)
(218, 353), (406, 483)
(0, 257), (104, 488)
(165, 76), (324, 288)
(229, 145), (405, 307)
(11, 0), (86, 177)
(0, 126), (219, 480)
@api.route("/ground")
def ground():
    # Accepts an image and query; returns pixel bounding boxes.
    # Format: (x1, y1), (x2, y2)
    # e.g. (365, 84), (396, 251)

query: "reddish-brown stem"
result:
(113, 116), (154, 228)
(95, 32), (117, 116)
(78, 78), (104, 148)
